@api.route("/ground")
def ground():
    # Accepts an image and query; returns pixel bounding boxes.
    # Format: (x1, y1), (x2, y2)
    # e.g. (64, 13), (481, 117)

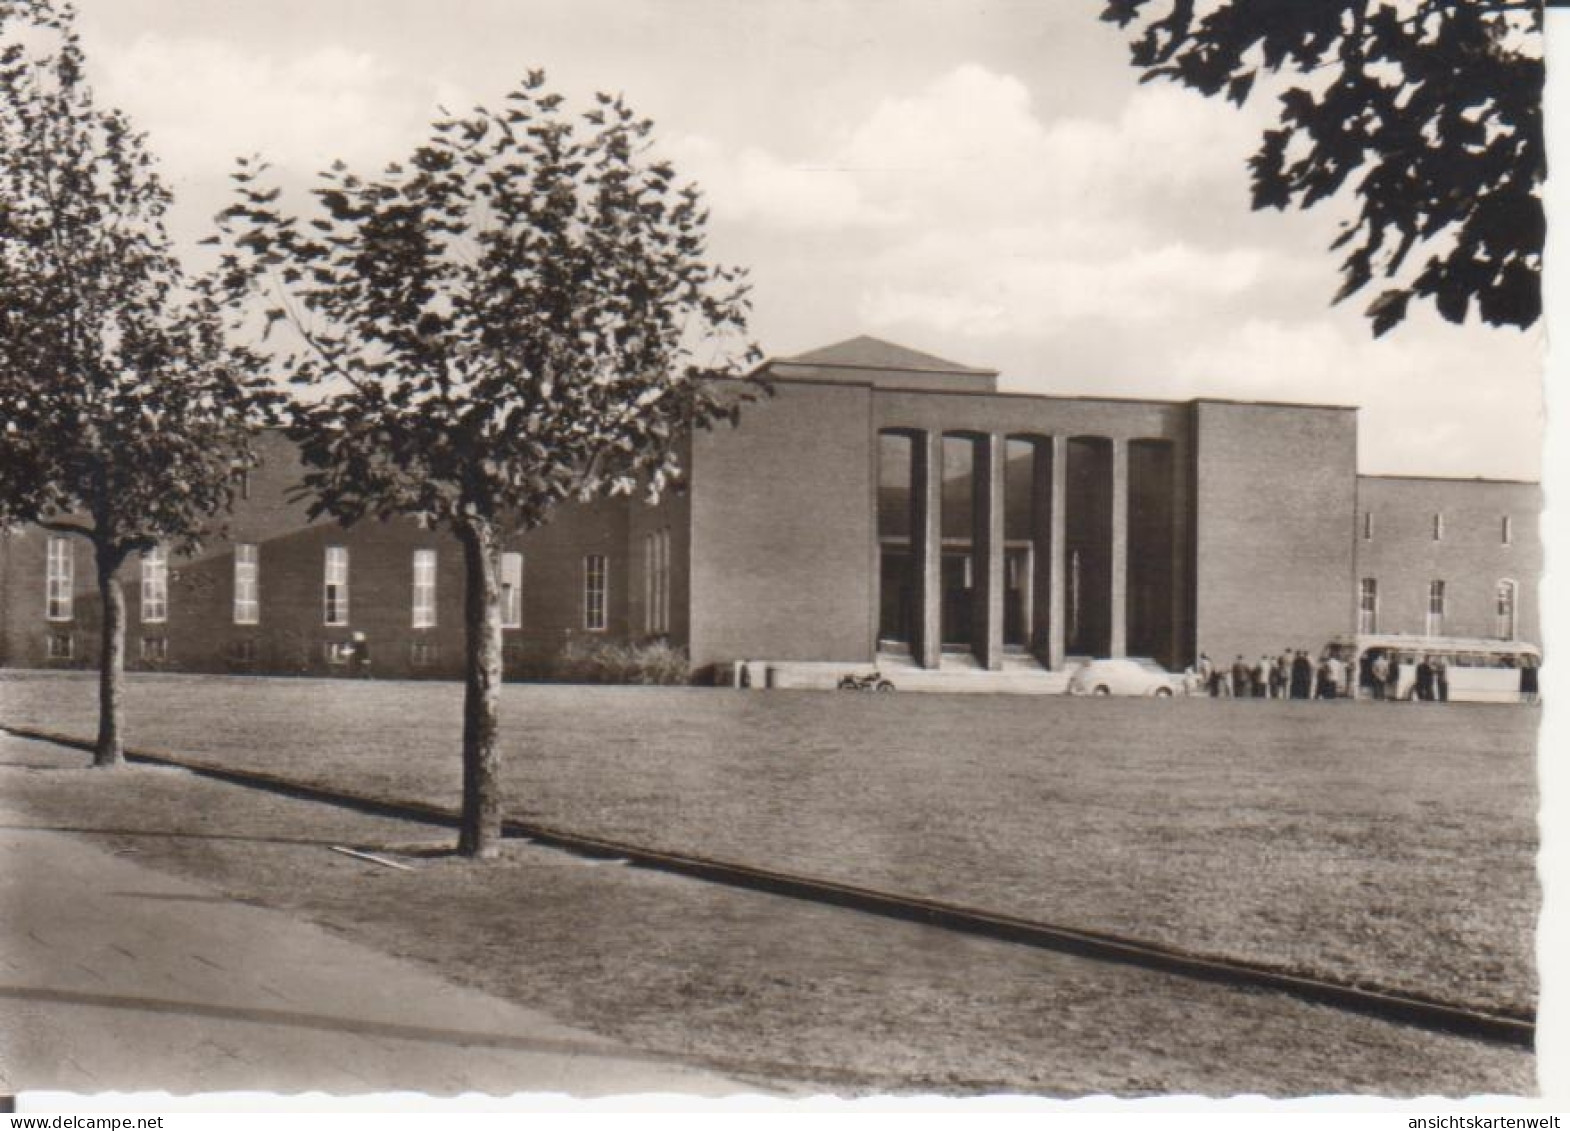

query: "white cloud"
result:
(664, 136), (899, 230)
(1170, 317), (1543, 479)
(92, 34), (428, 178)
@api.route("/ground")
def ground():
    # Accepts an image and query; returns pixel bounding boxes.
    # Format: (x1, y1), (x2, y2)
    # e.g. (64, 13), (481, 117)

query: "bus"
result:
(1328, 634), (1540, 704)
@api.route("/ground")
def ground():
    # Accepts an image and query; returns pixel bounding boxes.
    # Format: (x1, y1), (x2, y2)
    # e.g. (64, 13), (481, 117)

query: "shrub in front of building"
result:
(550, 639), (691, 686)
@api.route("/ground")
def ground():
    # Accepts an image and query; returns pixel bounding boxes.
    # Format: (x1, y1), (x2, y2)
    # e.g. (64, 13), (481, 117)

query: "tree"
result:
(0, 0), (276, 766)
(1102, 0), (1544, 336)
(210, 72), (758, 858)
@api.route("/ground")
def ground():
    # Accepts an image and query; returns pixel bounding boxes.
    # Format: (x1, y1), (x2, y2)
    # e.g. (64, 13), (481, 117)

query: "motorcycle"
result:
(837, 670), (895, 692)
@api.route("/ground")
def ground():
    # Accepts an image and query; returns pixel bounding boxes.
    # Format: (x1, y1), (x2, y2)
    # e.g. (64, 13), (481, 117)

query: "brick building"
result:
(0, 337), (1541, 683)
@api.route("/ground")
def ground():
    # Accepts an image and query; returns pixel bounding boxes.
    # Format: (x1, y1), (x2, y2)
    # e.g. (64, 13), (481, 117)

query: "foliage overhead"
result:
(1102, 0), (1544, 336)
(210, 70), (760, 537)
(0, 0), (275, 560)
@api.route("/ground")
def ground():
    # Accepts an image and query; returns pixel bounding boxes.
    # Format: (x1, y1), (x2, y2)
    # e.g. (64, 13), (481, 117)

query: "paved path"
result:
(0, 765), (750, 1097)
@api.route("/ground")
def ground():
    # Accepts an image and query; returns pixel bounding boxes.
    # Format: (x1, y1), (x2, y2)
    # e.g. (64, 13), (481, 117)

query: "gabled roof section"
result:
(763, 335), (999, 393)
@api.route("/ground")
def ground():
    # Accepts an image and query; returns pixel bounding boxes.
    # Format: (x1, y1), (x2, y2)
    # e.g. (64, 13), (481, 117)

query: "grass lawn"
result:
(0, 670), (1539, 1017)
(0, 731), (1534, 1096)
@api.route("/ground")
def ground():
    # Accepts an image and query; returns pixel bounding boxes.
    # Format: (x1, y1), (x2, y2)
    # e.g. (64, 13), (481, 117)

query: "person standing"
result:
(1232, 655), (1250, 699)
(1253, 656), (1270, 699)
(1522, 655), (1540, 705)
(1433, 654), (1449, 702)
(1199, 653), (1216, 698)
(1290, 650), (1311, 699)
(1275, 649), (1293, 699)
(1386, 652), (1403, 701)
(1415, 655), (1434, 701)
(1370, 652), (1389, 701)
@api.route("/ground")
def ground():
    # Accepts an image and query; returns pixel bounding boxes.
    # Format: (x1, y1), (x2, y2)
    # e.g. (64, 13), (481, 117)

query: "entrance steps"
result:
(749, 653), (1073, 695)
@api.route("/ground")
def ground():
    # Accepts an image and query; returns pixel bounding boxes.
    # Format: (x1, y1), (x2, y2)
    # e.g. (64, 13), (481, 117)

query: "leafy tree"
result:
(1102, 0), (1544, 336)
(0, 0), (275, 765)
(211, 73), (758, 858)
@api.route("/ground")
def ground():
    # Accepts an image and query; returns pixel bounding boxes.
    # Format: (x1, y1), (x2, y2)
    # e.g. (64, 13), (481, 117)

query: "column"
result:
(977, 433), (1005, 671)
(1109, 437), (1128, 659)
(915, 431), (943, 669)
(1047, 434), (1068, 671)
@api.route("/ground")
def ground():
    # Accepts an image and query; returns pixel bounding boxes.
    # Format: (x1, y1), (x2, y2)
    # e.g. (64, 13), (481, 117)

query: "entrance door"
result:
(941, 551), (973, 649)
(1004, 544), (1033, 649)
(878, 546), (914, 652)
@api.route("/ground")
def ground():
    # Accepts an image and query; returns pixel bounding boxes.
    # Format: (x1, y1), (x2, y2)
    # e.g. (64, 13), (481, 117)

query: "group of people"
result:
(1192, 650), (1347, 700)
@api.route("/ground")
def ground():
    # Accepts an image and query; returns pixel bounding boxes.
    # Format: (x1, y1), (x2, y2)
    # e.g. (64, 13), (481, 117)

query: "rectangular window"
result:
(500, 552), (523, 629)
(1358, 578), (1378, 634)
(1427, 580), (1446, 636)
(230, 637), (258, 663)
(412, 549), (437, 628)
(46, 536), (74, 621)
(1432, 512), (1444, 541)
(644, 534), (656, 634)
(644, 531), (670, 635)
(1496, 580), (1518, 640)
(1502, 515), (1513, 546)
(47, 631), (74, 660)
(584, 554), (607, 632)
(411, 640), (439, 668)
(234, 544), (260, 625)
(658, 529), (670, 635)
(139, 636), (167, 663)
(324, 639), (353, 666)
(323, 546), (349, 626)
(140, 546), (168, 624)
(1362, 511), (1374, 541)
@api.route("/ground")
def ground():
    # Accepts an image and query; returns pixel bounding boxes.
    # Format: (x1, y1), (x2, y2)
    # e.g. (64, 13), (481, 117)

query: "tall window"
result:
(1362, 511), (1374, 541)
(584, 554), (607, 631)
(140, 546), (168, 624)
(500, 552), (524, 629)
(234, 544), (259, 625)
(1502, 515), (1513, 545)
(412, 550), (437, 628)
(1432, 512), (1444, 541)
(323, 546), (349, 626)
(1427, 580), (1446, 636)
(1496, 579), (1518, 640)
(45, 536), (74, 621)
(644, 529), (670, 635)
(1358, 578), (1378, 634)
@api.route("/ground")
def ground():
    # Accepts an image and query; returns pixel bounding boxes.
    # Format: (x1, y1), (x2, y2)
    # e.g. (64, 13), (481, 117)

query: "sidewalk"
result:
(0, 737), (751, 1098)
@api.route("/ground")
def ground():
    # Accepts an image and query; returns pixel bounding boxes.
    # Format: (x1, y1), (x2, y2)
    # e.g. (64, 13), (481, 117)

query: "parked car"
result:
(1067, 657), (1181, 698)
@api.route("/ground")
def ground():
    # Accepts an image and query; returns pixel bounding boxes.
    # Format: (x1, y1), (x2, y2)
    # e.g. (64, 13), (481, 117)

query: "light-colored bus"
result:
(1329, 634), (1540, 704)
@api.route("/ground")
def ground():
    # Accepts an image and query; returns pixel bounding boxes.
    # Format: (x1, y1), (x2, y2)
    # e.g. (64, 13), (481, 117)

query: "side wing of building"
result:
(1354, 476), (1540, 644)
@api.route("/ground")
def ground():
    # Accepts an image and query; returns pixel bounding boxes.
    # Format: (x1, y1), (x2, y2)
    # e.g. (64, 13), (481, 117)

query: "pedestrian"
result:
(1232, 655), (1251, 699)
(1318, 655), (1337, 699)
(1416, 655), (1434, 701)
(351, 631), (371, 678)
(1290, 650), (1312, 700)
(1370, 652), (1389, 701)
(1386, 651), (1403, 701)
(1522, 655), (1540, 705)
(1199, 653), (1217, 698)
(1253, 656), (1270, 699)
(1274, 649), (1292, 698)
(1433, 654), (1449, 702)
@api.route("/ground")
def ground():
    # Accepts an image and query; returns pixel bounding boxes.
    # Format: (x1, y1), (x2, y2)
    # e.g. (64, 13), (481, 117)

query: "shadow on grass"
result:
(0, 823), (449, 857)
(0, 984), (649, 1062)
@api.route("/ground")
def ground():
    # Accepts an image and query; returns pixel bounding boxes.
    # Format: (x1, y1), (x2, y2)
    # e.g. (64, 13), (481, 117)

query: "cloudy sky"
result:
(69, 0), (1544, 480)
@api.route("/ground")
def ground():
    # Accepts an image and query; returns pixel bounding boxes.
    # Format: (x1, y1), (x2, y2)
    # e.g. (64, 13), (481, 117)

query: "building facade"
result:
(0, 337), (1541, 682)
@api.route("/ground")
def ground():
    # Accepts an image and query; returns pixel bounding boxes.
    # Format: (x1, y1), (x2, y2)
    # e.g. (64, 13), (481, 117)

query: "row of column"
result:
(904, 432), (1129, 672)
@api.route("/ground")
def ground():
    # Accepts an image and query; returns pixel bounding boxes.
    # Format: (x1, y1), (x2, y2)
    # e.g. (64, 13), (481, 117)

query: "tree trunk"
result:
(94, 544), (127, 768)
(456, 519), (504, 858)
